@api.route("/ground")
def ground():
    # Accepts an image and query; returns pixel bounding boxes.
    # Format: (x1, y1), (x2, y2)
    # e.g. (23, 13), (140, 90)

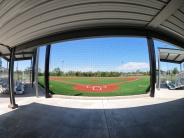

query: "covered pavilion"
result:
(0, 1), (184, 138)
(158, 48), (184, 90)
(0, 0), (183, 108)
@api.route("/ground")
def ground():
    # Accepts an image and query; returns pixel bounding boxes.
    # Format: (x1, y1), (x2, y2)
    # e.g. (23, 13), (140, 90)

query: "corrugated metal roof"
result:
(0, 0), (183, 54)
(159, 48), (184, 64)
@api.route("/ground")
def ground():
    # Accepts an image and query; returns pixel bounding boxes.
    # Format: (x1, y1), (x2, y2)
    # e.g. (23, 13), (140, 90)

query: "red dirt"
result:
(74, 84), (120, 92)
(114, 77), (138, 81)
(49, 76), (139, 93)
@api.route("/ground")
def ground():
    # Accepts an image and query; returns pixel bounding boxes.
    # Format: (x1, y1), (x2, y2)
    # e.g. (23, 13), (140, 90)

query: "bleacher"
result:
(166, 72), (184, 90)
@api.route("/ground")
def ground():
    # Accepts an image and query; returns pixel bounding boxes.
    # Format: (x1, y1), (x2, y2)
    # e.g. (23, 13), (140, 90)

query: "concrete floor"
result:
(155, 83), (184, 98)
(0, 86), (184, 138)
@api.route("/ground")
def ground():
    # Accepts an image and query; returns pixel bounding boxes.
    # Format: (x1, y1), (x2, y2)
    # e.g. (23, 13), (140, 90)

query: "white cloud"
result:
(55, 62), (149, 72)
(116, 62), (149, 71)
(61, 65), (114, 72)
(62, 66), (94, 72)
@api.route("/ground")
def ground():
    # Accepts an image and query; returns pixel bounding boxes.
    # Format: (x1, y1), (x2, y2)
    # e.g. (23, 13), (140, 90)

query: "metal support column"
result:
(158, 50), (161, 90)
(8, 47), (18, 109)
(44, 45), (51, 98)
(34, 48), (39, 97)
(32, 50), (36, 87)
(30, 59), (32, 83)
(147, 37), (156, 97)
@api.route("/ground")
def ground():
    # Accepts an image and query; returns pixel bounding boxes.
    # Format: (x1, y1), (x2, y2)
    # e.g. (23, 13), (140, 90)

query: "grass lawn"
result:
(38, 76), (150, 96)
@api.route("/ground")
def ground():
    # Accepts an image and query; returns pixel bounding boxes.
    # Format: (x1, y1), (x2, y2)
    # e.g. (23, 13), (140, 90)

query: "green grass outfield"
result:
(38, 76), (150, 96)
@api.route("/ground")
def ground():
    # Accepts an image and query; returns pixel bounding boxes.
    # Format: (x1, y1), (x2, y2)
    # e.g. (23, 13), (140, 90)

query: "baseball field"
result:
(38, 76), (150, 96)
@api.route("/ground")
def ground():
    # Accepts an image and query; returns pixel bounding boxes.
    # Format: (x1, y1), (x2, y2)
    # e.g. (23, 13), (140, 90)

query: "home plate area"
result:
(74, 84), (120, 92)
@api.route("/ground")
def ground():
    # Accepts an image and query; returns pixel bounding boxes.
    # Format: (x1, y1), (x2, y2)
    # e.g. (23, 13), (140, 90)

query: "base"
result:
(8, 104), (18, 109)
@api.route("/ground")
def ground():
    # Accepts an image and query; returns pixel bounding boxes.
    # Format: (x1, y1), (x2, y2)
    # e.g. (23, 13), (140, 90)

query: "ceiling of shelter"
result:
(159, 48), (184, 64)
(0, 0), (184, 54)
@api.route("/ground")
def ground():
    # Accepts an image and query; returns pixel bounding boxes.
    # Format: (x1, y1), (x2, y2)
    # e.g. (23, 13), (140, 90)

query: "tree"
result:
(172, 67), (179, 74)
(136, 69), (140, 73)
(53, 67), (62, 76)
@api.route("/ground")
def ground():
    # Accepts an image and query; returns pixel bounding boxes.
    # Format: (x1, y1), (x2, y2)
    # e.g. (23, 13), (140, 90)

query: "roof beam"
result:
(181, 59), (184, 63)
(14, 57), (32, 61)
(0, 55), (10, 61)
(160, 59), (181, 64)
(147, 0), (184, 28)
(0, 43), (11, 52)
(165, 53), (170, 60)
(0, 52), (34, 56)
(173, 54), (181, 61)
(14, 26), (184, 51)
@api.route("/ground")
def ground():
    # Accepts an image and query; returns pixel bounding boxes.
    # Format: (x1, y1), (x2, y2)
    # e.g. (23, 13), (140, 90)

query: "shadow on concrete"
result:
(0, 98), (184, 138)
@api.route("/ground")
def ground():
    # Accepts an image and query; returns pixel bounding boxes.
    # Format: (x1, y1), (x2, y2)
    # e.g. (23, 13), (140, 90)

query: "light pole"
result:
(121, 60), (123, 77)
(61, 60), (64, 71)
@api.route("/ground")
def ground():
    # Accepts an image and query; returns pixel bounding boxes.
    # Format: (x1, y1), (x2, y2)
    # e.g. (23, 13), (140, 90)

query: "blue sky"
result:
(42, 37), (150, 72)
(1, 37), (182, 72)
(37, 37), (183, 72)
(1, 58), (31, 71)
